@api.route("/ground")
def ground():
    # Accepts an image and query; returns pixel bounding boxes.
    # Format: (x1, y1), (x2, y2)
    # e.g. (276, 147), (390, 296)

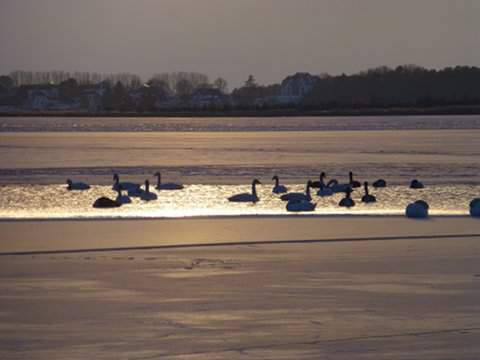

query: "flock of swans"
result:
(66, 171), (480, 219)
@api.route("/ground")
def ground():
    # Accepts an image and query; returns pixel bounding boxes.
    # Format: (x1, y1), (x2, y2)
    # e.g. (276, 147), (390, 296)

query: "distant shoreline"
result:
(2, 105), (480, 118)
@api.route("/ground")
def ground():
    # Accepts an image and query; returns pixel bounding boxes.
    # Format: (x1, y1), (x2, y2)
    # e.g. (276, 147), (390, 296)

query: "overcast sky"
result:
(1, 0), (479, 88)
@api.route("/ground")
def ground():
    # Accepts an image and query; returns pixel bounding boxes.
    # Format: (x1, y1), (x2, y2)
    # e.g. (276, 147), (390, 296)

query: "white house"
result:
(277, 72), (319, 105)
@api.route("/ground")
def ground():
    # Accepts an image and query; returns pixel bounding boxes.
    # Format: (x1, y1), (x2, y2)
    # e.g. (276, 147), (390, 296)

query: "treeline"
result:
(5, 70), (229, 94)
(8, 70), (143, 88)
(302, 65), (480, 109)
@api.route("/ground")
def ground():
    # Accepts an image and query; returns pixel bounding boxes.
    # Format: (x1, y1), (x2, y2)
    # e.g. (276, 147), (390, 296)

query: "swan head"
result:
(320, 172), (326, 178)
(113, 174), (119, 181)
(66, 179), (72, 185)
(364, 181), (369, 187)
(154, 172), (161, 177)
(253, 179), (261, 185)
(272, 175), (279, 181)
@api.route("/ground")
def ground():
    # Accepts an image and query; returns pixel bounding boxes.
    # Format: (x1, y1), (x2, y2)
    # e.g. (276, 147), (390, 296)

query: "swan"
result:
(339, 188), (355, 208)
(311, 172), (326, 189)
(228, 179), (261, 203)
(154, 172), (184, 190)
(112, 174), (139, 191)
(286, 200), (317, 212)
(406, 200), (429, 218)
(317, 181), (334, 197)
(272, 175), (288, 194)
(410, 179), (424, 189)
(140, 180), (158, 201)
(349, 171), (361, 188)
(470, 198), (480, 208)
(312, 171), (333, 196)
(361, 182), (376, 203)
(327, 179), (351, 194)
(373, 179), (387, 188)
(66, 179), (91, 191)
(127, 184), (143, 197)
(115, 188), (132, 205)
(281, 181), (313, 202)
(469, 198), (480, 217)
(93, 197), (121, 208)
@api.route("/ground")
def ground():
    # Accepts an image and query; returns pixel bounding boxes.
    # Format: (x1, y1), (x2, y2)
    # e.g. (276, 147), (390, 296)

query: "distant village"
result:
(1, 65), (480, 113)
(0, 71), (317, 113)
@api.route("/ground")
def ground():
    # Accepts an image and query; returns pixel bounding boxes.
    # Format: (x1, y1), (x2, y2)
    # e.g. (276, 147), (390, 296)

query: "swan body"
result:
(470, 198), (480, 209)
(470, 198), (480, 217)
(410, 179), (424, 189)
(317, 185), (334, 197)
(140, 180), (158, 201)
(115, 189), (132, 204)
(329, 182), (352, 194)
(373, 179), (387, 188)
(326, 179), (351, 193)
(281, 181), (313, 202)
(339, 188), (355, 208)
(228, 179), (261, 203)
(349, 172), (361, 188)
(66, 179), (90, 191)
(286, 200), (317, 212)
(127, 185), (143, 197)
(154, 172), (184, 190)
(112, 174), (139, 191)
(361, 182), (376, 203)
(272, 175), (288, 194)
(406, 200), (429, 218)
(93, 197), (121, 208)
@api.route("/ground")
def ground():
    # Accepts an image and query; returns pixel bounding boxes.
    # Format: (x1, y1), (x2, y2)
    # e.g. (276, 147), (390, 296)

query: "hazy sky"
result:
(1, 0), (479, 87)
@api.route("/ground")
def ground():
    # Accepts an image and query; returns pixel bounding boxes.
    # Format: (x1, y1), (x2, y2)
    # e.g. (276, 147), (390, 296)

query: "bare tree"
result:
(213, 77), (228, 93)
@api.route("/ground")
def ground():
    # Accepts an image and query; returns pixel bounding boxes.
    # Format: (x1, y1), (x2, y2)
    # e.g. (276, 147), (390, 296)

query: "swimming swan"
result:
(361, 182), (376, 203)
(349, 171), (361, 188)
(272, 175), (288, 194)
(470, 198), (480, 217)
(154, 172), (184, 190)
(406, 200), (429, 218)
(339, 188), (355, 208)
(313, 173), (332, 197)
(317, 179), (334, 197)
(127, 184), (143, 197)
(373, 179), (387, 188)
(410, 179), (424, 189)
(228, 179), (261, 203)
(66, 179), (90, 191)
(281, 181), (313, 202)
(93, 197), (121, 208)
(140, 180), (158, 201)
(311, 172), (326, 189)
(115, 188), (132, 204)
(286, 200), (317, 212)
(112, 174), (139, 191)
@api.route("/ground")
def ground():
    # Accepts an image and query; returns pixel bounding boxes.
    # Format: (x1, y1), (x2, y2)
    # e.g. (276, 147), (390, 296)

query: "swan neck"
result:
(252, 182), (257, 196)
(275, 177), (279, 187)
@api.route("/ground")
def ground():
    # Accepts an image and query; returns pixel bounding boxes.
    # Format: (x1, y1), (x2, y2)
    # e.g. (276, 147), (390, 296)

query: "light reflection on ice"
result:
(0, 184), (478, 219)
